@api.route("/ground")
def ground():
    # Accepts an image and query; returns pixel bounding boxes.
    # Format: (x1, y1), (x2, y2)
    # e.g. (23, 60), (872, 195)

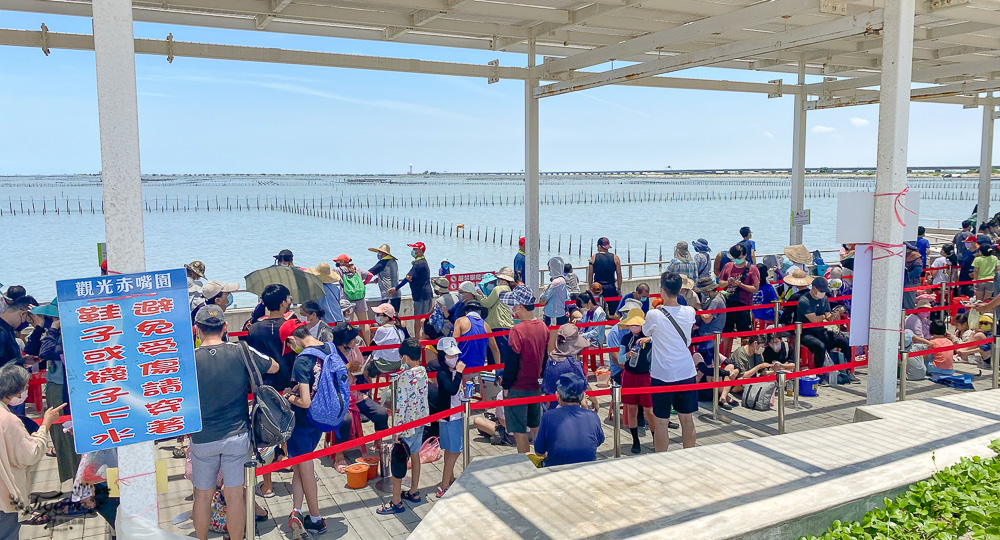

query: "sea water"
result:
(0, 175), (982, 304)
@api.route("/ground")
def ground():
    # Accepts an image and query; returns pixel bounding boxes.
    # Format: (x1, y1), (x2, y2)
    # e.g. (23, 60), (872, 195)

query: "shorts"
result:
(651, 376), (699, 418)
(189, 432), (251, 491)
(287, 426), (323, 458)
(412, 298), (433, 316)
(723, 308), (752, 332)
(977, 281), (995, 294)
(354, 298), (369, 315)
(544, 315), (568, 326)
(504, 389), (542, 434)
(621, 371), (652, 407)
(438, 419), (463, 453)
(400, 426), (424, 454)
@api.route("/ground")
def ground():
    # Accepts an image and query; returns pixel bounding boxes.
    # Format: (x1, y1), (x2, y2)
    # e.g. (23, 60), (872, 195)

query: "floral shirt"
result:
(394, 365), (429, 438)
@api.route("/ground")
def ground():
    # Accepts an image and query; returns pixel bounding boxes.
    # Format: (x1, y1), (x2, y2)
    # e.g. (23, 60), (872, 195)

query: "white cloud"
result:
(849, 117), (870, 127)
(811, 125), (835, 134)
(762, 131), (774, 138)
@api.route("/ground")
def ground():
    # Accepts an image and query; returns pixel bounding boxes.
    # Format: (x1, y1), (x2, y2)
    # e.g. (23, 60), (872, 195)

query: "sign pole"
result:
(93, 0), (156, 523)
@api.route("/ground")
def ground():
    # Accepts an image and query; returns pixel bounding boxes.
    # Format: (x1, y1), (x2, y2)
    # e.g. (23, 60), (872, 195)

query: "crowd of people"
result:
(1, 217), (995, 540)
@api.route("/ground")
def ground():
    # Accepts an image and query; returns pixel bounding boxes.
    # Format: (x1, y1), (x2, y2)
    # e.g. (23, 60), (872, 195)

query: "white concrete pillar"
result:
(790, 60), (807, 246)
(867, 0), (915, 405)
(525, 39), (541, 295)
(978, 93), (994, 230)
(93, 0), (157, 523)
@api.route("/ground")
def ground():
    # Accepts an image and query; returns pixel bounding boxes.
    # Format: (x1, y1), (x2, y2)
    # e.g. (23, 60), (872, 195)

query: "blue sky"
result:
(0, 10), (994, 174)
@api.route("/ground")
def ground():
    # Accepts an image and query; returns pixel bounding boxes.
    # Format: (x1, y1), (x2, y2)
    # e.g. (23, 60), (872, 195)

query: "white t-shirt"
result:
(373, 325), (404, 363)
(642, 304), (697, 382)
(930, 256), (950, 285)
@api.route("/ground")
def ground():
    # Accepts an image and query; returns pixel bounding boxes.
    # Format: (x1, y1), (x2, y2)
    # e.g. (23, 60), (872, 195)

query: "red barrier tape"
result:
(905, 337), (992, 358)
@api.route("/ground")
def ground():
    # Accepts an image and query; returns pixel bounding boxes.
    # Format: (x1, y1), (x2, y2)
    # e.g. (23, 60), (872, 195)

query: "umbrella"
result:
(244, 266), (326, 303)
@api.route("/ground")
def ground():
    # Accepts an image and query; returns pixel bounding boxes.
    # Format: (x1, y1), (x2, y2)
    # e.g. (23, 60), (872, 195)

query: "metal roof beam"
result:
(536, 8), (883, 98)
(543, 0), (822, 76)
(807, 78), (1000, 109)
(805, 54), (1000, 93)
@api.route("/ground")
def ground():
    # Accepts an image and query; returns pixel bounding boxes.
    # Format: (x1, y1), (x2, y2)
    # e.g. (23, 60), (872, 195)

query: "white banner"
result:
(849, 246), (873, 346)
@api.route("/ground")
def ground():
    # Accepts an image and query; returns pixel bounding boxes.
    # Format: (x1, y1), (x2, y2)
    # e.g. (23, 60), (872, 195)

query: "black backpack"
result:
(237, 342), (294, 454)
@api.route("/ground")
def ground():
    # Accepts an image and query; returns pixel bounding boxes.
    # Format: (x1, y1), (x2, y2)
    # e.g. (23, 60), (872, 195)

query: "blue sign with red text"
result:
(57, 268), (201, 453)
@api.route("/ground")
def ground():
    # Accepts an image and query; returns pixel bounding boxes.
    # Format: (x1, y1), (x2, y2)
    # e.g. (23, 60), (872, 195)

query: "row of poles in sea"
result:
(2, 188), (999, 216)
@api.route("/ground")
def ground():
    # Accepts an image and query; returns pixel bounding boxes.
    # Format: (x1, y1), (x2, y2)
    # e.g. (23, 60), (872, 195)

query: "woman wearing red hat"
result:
(514, 237), (526, 284)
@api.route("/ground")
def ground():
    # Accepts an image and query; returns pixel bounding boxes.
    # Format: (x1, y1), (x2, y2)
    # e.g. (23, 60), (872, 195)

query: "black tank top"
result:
(593, 252), (616, 285)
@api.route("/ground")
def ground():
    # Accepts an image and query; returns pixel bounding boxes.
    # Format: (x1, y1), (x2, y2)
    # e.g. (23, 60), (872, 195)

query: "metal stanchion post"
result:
(899, 351), (908, 401)
(244, 461), (257, 539)
(993, 314), (999, 390)
(940, 281), (947, 310)
(773, 300), (781, 327)
(900, 309), (907, 351)
(461, 398), (472, 468)
(776, 371), (788, 435)
(611, 382), (622, 458)
(793, 323), (802, 409)
(712, 333), (721, 420)
(374, 374), (399, 492)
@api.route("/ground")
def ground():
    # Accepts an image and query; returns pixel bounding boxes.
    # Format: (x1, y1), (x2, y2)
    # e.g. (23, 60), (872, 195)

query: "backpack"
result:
(343, 272), (366, 301)
(300, 344), (351, 431)
(237, 343), (294, 451)
(741, 381), (776, 411)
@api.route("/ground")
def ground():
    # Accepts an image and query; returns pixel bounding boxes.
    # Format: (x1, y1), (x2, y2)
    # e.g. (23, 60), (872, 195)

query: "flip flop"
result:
(24, 510), (51, 526)
(254, 482), (275, 499)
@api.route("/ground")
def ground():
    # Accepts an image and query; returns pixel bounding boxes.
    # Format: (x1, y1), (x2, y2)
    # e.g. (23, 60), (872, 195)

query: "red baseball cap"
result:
(279, 319), (306, 355)
(334, 254), (352, 264)
(518, 237), (525, 248)
(408, 242), (426, 252)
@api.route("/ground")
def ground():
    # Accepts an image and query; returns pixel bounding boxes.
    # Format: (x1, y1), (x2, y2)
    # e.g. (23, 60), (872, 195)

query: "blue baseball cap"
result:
(556, 372), (586, 402)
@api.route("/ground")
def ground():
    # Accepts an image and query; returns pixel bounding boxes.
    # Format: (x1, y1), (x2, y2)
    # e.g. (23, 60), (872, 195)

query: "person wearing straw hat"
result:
(905, 294), (935, 340)
(617, 309), (656, 454)
(666, 241), (697, 282)
(542, 324), (599, 412)
(783, 244), (812, 274)
(367, 244), (400, 312)
(306, 262), (345, 324)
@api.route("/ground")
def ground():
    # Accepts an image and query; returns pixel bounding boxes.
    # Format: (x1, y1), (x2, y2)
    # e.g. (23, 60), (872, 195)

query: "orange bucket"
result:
(346, 464), (369, 489)
(357, 456), (380, 480)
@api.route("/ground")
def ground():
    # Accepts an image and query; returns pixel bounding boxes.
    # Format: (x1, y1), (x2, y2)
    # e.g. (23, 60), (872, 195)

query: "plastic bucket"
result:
(595, 367), (611, 388)
(346, 464), (369, 489)
(798, 375), (819, 397)
(357, 456), (380, 480)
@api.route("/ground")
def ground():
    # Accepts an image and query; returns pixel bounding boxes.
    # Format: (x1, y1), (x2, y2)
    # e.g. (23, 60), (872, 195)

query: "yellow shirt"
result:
(973, 255), (998, 281)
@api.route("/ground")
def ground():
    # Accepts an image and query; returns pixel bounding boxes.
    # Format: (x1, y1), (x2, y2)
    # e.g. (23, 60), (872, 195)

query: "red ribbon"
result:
(874, 186), (916, 227)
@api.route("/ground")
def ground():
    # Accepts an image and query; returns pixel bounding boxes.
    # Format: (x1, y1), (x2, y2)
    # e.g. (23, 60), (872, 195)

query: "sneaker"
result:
(288, 511), (310, 540)
(304, 516), (327, 535)
(490, 426), (507, 446)
(630, 442), (641, 454)
(668, 421), (679, 429)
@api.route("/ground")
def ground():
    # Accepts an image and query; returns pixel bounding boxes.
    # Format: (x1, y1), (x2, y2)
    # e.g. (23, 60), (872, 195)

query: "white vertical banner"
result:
(850, 246), (874, 346)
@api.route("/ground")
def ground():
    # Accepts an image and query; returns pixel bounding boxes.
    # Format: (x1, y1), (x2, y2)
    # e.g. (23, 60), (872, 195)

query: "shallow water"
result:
(0, 174), (980, 303)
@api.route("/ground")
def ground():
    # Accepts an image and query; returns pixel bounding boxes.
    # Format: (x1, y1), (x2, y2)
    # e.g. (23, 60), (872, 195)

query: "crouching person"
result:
(533, 373), (604, 467)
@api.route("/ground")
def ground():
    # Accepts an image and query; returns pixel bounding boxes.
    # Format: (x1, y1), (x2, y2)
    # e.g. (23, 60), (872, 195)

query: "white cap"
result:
(437, 337), (461, 356)
(458, 281), (476, 294)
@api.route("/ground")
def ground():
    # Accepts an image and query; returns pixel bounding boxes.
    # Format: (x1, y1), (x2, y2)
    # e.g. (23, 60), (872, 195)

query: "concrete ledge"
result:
(412, 391), (1000, 540)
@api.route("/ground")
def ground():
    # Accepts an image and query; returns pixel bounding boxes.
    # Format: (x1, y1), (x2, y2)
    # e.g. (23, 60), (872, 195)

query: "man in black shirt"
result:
(387, 241), (434, 338)
(0, 296), (38, 367)
(191, 305), (278, 540)
(246, 284), (294, 390)
(795, 278), (855, 381)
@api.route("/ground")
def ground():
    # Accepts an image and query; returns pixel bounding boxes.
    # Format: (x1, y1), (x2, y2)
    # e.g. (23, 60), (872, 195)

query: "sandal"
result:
(255, 508), (269, 522)
(254, 482), (275, 499)
(401, 490), (422, 503)
(375, 501), (405, 515)
(334, 458), (349, 474)
(435, 486), (448, 498)
(45, 447), (57, 458)
(24, 510), (51, 526)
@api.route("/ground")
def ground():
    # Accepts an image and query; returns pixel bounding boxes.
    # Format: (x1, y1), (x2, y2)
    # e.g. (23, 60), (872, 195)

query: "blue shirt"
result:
(539, 277), (568, 319)
(916, 237), (931, 266)
(513, 251), (526, 283)
(751, 283), (778, 321)
(533, 405), (605, 467)
(541, 357), (586, 410)
(607, 326), (627, 377)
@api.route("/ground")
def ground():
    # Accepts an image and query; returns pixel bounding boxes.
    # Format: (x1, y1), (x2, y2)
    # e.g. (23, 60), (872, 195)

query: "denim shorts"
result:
(189, 432), (251, 491)
(439, 419), (464, 453)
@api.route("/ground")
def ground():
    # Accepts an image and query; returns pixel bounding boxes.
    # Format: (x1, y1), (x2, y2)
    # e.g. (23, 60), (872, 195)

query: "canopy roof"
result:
(5, 0), (1000, 104)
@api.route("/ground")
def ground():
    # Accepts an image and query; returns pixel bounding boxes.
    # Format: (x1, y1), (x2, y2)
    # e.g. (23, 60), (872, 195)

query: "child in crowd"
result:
(377, 338), (429, 514)
(433, 337), (465, 498)
(925, 320), (956, 376)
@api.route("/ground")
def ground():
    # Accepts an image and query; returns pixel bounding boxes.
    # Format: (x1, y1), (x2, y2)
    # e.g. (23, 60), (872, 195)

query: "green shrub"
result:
(802, 440), (1000, 540)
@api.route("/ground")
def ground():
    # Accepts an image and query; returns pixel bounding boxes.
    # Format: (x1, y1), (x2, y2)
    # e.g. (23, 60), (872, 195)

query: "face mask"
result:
(732, 257), (745, 265)
(483, 283), (495, 296)
(226, 294), (234, 307)
(291, 343), (303, 354)
(445, 355), (459, 368)
(411, 250), (418, 258)
(7, 389), (28, 407)
(755, 345), (765, 354)
(770, 343), (782, 352)
(298, 314), (309, 323)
